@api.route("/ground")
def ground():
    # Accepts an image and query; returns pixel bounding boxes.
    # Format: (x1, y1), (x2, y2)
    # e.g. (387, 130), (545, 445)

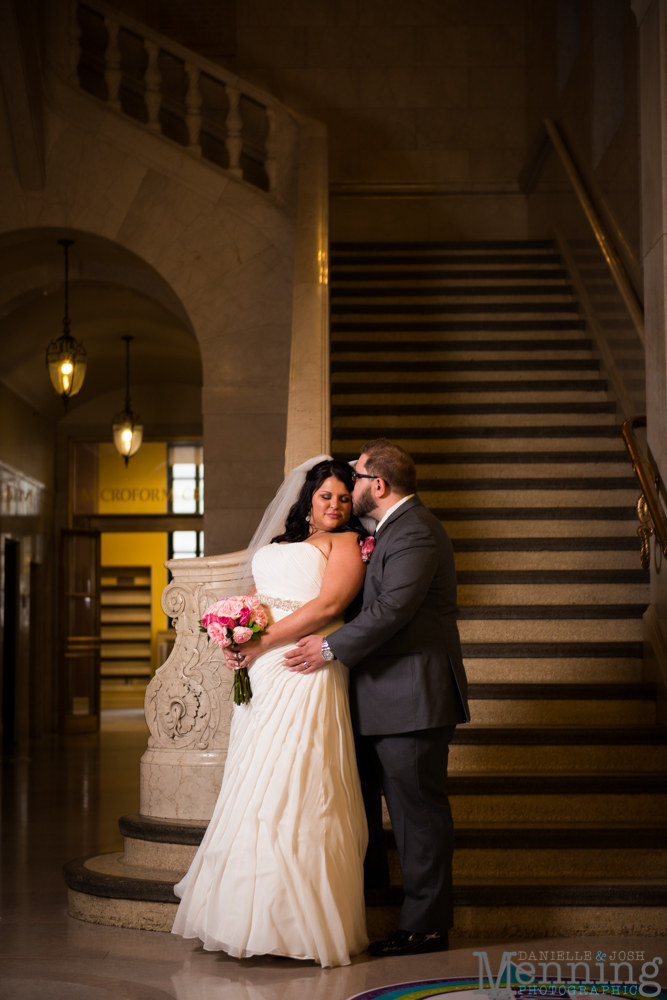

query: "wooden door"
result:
(60, 530), (101, 734)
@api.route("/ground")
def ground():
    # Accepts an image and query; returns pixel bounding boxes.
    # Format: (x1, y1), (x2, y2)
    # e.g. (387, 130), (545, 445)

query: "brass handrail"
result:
(622, 416), (667, 569)
(521, 118), (645, 346)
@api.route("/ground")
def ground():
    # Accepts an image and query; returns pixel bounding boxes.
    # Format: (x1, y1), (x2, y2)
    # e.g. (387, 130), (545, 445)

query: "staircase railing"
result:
(520, 119), (661, 570)
(519, 118), (645, 421)
(622, 416), (667, 571)
(69, 0), (298, 201)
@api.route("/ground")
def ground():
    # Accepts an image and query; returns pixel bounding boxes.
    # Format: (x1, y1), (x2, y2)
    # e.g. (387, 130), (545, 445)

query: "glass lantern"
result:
(46, 332), (87, 401)
(112, 410), (144, 465)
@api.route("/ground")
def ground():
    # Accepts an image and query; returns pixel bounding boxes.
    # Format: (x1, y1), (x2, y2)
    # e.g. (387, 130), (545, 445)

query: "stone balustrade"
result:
(141, 549), (246, 821)
(69, 0), (291, 198)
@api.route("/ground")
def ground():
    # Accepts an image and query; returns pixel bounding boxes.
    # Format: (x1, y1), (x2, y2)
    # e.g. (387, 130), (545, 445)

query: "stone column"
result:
(283, 117), (330, 476)
(633, 0), (667, 712)
(140, 552), (242, 820)
(141, 117), (331, 820)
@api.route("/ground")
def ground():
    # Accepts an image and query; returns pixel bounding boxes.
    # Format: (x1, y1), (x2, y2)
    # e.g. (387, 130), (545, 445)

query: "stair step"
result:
(331, 269), (569, 282)
(450, 743), (667, 772)
(330, 254), (561, 267)
(366, 881), (667, 908)
(451, 849), (667, 879)
(467, 701), (654, 727)
(434, 507), (636, 520)
(332, 381), (608, 395)
(452, 726), (666, 745)
(333, 425), (622, 438)
(333, 402), (617, 415)
(460, 621), (642, 643)
(331, 320), (586, 332)
(333, 360), (601, 372)
(331, 285), (574, 298)
(448, 774), (667, 794)
(467, 681), (650, 696)
(456, 570), (648, 583)
(455, 553), (641, 570)
(332, 340), (592, 353)
(459, 604), (647, 619)
(331, 303), (579, 315)
(330, 240), (558, 251)
(464, 660), (643, 685)
(65, 856), (667, 916)
(452, 538), (639, 551)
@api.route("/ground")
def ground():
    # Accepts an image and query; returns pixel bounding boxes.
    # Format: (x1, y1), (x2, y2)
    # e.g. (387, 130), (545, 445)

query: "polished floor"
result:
(1, 710), (665, 1000)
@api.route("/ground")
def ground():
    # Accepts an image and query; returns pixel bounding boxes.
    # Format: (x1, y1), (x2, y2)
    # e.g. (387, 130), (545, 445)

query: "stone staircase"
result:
(329, 238), (667, 936)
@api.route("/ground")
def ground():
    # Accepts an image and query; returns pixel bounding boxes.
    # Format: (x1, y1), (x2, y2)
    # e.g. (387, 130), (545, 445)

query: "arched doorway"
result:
(0, 228), (201, 738)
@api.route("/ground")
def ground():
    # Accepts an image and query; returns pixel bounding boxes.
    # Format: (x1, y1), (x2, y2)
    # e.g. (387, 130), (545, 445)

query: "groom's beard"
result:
(352, 483), (377, 518)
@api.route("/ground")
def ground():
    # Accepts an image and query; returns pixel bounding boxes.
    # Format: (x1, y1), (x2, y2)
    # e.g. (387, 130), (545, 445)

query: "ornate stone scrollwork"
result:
(144, 572), (237, 753)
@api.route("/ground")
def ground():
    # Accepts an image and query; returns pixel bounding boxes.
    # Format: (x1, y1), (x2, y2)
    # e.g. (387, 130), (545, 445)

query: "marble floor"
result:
(1, 710), (664, 1000)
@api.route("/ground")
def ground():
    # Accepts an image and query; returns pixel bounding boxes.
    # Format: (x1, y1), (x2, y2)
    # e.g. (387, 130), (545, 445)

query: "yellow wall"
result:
(100, 532), (168, 672)
(98, 442), (168, 514)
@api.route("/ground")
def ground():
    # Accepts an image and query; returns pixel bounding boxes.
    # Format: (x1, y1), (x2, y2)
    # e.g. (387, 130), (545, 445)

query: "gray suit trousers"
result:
(359, 724), (456, 933)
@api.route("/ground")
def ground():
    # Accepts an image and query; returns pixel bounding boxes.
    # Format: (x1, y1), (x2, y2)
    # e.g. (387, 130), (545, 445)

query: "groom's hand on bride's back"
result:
(283, 635), (327, 673)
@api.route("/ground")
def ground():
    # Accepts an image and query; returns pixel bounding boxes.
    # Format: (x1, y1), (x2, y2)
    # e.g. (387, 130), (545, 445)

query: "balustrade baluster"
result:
(225, 85), (243, 178)
(264, 108), (277, 192)
(144, 41), (162, 132)
(104, 17), (122, 111)
(69, 0), (81, 85)
(185, 64), (202, 153)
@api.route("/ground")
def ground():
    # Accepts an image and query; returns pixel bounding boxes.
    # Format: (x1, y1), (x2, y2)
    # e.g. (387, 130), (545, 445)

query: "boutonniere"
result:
(359, 536), (375, 563)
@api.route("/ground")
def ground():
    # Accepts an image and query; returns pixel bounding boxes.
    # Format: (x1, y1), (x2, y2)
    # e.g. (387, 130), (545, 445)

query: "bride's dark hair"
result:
(271, 459), (368, 544)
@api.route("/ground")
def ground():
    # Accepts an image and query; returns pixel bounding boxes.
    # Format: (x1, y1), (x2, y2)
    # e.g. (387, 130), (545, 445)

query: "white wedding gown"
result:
(171, 542), (369, 967)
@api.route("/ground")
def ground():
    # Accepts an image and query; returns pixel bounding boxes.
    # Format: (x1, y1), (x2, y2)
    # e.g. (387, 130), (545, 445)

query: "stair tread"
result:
(452, 726), (666, 744)
(465, 681), (651, 696)
(458, 605), (647, 618)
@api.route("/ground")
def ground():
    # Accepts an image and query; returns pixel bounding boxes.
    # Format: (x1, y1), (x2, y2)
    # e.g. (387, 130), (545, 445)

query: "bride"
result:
(171, 456), (371, 968)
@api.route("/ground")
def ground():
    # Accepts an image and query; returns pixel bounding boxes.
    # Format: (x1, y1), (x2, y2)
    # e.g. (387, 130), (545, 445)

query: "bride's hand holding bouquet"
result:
(200, 596), (269, 704)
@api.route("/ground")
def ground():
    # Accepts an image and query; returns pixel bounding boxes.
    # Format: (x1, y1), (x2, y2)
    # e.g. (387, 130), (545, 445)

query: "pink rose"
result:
(238, 606), (252, 627)
(223, 598), (247, 618)
(360, 536), (375, 563)
(207, 622), (231, 647)
(246, 597), (268, 627)
(202, 613), (236, 629)
(232, 626), (253, 644)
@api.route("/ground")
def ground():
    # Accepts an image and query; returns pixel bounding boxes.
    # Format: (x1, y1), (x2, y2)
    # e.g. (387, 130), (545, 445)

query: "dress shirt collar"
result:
(374, 494), (415, 534)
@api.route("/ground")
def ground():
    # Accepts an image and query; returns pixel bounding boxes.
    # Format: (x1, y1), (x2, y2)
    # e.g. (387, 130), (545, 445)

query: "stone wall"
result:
(526, 0), (641, 290)
(214, 0), (530, 241)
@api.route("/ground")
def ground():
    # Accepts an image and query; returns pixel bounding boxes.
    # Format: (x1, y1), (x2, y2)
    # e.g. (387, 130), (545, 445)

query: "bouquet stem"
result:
(233, 667), (252, 705)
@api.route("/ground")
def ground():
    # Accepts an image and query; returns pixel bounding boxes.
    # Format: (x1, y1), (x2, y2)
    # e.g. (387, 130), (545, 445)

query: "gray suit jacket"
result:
(327, 496), (470, 736)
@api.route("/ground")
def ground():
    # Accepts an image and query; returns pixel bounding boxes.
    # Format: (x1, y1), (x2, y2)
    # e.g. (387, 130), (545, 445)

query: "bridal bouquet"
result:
(200, 596), (269, 705)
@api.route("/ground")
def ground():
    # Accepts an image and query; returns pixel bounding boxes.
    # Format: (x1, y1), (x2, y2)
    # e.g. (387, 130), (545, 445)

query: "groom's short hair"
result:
(360, 438), (417, 495)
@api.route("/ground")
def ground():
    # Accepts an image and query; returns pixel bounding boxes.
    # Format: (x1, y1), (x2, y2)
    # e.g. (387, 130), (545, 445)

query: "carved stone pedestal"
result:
(141, 551), (246, 821)
(64, 551), (245, 929)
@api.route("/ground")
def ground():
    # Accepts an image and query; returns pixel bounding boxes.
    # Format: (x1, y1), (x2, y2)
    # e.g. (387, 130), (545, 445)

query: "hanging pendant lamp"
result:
(112, 335), (143, 465)
(46, 239), (87, 408)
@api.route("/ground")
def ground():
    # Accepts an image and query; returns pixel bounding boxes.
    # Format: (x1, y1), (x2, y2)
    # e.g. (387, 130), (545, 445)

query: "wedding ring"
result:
(302, 661), (307, 667)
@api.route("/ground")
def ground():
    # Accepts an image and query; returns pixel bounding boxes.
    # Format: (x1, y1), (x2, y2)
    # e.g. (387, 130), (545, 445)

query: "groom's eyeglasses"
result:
(351, 472), (379, 483)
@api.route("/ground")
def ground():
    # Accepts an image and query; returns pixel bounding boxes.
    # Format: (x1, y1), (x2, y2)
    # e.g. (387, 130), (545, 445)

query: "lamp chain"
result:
(58, 238), (74, 338)
(123, 334), (133, 412)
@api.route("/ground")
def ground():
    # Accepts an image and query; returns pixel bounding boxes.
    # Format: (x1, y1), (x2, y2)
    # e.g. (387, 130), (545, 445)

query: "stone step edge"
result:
(329, 240), (557, 250)
(465, 680), (651, 696)
(62, 858), (667, 907)
(117, 814), (667, 850)
(451, 727), (667, 745)
(458, 605), (648, 619)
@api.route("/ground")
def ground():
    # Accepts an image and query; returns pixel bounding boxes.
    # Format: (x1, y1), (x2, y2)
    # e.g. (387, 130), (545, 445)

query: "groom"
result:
(284, 438), (469, 956)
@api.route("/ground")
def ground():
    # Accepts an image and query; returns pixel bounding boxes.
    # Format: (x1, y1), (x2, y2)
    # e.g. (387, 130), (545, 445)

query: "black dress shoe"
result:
(368, 929), (449, 956)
